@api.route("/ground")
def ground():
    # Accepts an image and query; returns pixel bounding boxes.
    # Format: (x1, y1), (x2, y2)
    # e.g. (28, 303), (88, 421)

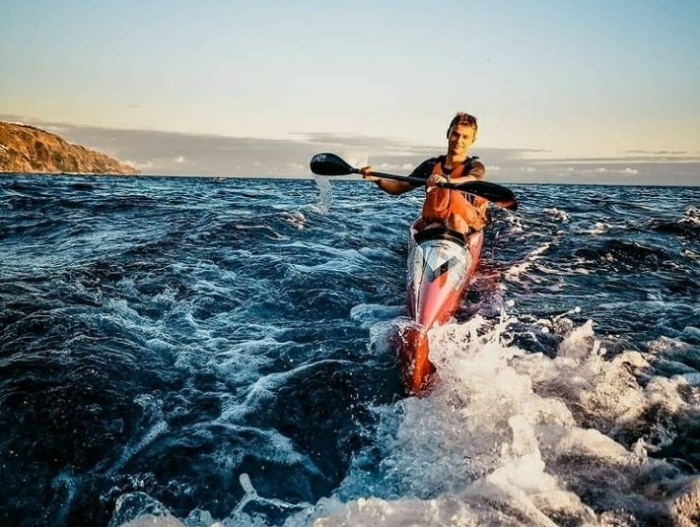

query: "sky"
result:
(1, 0), (699, 184)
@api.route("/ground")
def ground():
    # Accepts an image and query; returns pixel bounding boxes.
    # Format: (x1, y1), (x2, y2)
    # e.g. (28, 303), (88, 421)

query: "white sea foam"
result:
(578, 221), (610, 235)
(503, 213), (524, 233)
(114, 311), (699, 526)
(681, 248), (699, 262)
(682, 205), (699, 226)
(349, 303), (404, 329)
(280, 211), (307, 230)
(105, 395), (169, 477)
(283, 314), (699, 527)
(542, 208), (569, 222)
(503, 242), (551, 283)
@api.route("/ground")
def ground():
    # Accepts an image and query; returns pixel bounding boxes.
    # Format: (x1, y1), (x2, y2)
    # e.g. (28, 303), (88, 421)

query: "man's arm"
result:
(465, 159), (486, 180)
(360, 158), (436, 195)
(373, 178), (415, 195)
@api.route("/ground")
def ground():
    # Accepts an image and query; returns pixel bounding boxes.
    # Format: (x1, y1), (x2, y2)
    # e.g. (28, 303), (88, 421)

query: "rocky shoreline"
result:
(0, 121), (139, 175)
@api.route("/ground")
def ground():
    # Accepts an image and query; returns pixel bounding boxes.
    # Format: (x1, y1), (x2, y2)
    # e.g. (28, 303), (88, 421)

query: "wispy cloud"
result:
(594, 167), (639, 175)
(625, 149), (689, 156)
(123, 159), (154, 171)
(293, 132), (435, 152)
(535, 154), (700, 164)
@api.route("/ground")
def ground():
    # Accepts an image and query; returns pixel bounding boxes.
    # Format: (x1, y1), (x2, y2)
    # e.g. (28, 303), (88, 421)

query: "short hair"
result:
(447, 112), (478, 138)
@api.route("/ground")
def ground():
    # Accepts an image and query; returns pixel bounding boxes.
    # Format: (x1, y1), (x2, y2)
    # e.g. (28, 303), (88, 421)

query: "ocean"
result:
(0, 175), (698, 526)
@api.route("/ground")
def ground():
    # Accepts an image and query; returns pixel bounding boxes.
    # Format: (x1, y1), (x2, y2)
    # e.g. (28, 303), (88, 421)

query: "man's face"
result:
(447, 124), (476, 156)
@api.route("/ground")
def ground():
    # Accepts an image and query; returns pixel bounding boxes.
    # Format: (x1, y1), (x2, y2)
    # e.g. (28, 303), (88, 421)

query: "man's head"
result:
(446, 112), (478, 139)
(446, 112), (478, 158)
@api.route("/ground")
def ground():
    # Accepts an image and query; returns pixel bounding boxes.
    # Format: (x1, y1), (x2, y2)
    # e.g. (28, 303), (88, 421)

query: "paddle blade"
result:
(309, 153), (356, 176)
(453, 180), (518, 211)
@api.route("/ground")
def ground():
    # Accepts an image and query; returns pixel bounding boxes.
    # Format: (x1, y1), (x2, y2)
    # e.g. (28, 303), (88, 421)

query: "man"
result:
(361, 112), (488, 236)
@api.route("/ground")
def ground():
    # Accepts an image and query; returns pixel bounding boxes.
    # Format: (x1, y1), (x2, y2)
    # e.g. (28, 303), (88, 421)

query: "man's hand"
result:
(426, 174), (448, 187)
(360, 166), (380, 182)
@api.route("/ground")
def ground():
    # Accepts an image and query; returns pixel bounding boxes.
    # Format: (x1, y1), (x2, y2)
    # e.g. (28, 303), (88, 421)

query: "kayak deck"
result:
(398, 226), (483, 395)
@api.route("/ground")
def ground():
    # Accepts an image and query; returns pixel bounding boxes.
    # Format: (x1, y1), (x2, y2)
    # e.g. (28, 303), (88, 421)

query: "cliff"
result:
(0, 121), (139, 175)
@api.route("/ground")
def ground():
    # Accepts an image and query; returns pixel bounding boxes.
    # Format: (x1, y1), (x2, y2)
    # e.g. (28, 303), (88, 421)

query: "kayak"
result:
(397, 224), (483, 395)
(308, 152), (515, 393)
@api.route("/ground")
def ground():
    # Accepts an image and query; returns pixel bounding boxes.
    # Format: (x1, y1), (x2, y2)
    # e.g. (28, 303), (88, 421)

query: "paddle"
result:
(310, 152), (518, 211)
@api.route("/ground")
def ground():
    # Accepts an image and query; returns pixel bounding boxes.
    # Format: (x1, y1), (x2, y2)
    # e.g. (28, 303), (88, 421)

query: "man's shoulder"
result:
(466, 156), (486, 179)
(409, 156), (442, 178)
(420, 155), (482, 165)
(418, 155), (445, 170)
(418, 155), (443, 166)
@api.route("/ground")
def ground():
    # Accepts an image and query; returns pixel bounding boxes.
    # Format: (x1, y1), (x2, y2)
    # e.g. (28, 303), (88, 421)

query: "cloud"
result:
(537, 154), (700, 164)
(374, 162), (418, 172)
(625, 149), (688, 156)
(1, 114), (697, 185)
(295, 132), (435, 153)
(124, 159), (154, 171)
(595, 167), (638, 175)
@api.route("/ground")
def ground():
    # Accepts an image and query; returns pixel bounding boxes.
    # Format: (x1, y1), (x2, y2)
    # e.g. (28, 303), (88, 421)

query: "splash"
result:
(542, 208), (569, 222)
(289, 312), (699, 526)
(113, 311), (699, 527)
(310, 176), (333, 215)
(682, 205), (699, 227)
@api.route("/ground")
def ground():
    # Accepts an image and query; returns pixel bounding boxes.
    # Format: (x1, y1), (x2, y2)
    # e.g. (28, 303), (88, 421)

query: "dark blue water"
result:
(1, 175), (698, 527)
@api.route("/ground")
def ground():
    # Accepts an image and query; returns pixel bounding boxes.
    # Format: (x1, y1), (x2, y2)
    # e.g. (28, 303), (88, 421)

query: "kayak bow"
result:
(397, 226), (483, 395)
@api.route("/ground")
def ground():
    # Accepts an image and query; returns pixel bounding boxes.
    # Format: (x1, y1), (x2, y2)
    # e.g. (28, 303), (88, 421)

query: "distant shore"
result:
(0, 121), (139, 175)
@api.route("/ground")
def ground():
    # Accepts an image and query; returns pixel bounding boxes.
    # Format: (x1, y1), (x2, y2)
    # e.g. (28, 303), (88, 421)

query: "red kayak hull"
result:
(398, 228), (483, 395)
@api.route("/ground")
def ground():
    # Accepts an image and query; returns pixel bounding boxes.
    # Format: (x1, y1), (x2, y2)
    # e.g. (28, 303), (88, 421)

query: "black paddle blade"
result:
(453, 180), (518, 211)
(309, 153), (356, 176)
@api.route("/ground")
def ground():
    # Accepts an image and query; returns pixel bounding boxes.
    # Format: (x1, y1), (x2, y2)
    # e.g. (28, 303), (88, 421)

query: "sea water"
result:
(0, 175), (697, 526)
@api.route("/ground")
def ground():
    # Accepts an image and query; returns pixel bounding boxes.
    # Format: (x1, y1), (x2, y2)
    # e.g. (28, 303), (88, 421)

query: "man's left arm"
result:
(466, 159), (486, 180)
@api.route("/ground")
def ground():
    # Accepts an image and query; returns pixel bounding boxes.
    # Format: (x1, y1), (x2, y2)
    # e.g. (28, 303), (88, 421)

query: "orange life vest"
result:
(420, 160), (488, 231)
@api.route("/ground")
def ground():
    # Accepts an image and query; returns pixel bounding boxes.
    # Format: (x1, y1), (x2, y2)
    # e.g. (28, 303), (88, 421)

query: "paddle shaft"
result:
(309, 152), (517, 210)
(354, 168), (482, 192)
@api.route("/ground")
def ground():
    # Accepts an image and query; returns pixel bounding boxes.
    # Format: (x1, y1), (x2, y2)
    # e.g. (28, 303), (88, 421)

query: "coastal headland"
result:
(0, 121), (139, 175)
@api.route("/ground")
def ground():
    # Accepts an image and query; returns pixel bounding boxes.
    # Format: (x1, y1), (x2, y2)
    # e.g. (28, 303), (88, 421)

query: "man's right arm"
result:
(361, 159), (435, 195)
(374, 178), (414, 195)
